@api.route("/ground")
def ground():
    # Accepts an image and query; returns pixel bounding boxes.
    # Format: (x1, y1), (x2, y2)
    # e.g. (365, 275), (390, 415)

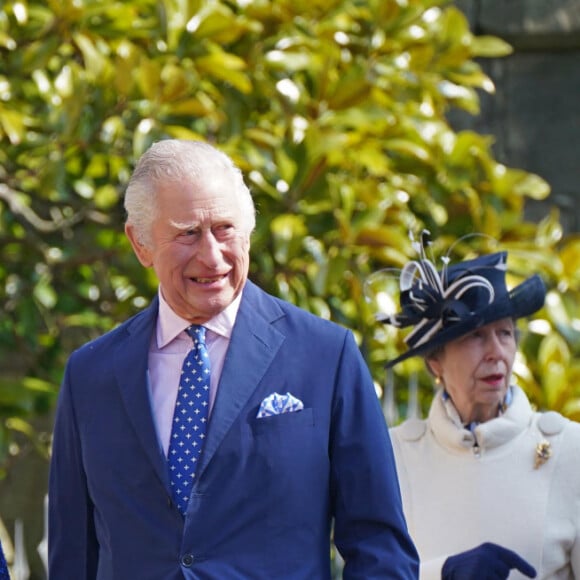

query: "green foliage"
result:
(1, 0), (580, 472)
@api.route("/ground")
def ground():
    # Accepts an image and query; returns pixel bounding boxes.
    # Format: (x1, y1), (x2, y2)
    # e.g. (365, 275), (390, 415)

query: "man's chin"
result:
(183, 294), (232, 320)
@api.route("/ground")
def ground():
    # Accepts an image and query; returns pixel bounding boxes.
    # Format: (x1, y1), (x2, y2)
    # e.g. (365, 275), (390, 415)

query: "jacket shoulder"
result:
(537, 410), (568, 436)
(244, 280), (348, 337)
(73, 300), (156, 359)
(535, 410), (580, 450)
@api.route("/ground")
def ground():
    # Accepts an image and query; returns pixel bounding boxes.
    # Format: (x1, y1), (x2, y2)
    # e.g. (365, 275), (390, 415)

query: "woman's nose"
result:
(485, 334), (504, 359)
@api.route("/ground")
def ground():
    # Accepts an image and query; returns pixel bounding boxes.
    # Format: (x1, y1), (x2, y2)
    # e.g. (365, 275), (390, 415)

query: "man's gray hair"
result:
(124, 140), (256, 246)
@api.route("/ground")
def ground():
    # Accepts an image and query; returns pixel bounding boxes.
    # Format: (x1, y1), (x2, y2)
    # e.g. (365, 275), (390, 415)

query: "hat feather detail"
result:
(368, 233), (547, 368)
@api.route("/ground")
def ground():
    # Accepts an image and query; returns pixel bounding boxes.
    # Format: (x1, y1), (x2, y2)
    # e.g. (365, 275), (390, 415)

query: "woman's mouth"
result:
(481, 373), (504, 386)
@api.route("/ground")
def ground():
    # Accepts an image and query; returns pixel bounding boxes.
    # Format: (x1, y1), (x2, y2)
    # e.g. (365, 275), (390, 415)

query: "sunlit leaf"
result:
(265, 49), (314, 72)
(6, 417), (35, 436)
(0, 31), (16, 49)
(195, 52), (252, 93)
(513, 172), (551, 200)
(270, 214), (307, 264)
(538, 332), (570, 368)
(470, 36), (513, 58)
(0, 106), (26, 144)
(73, 32), (111, 79)
(33, 280), (58, 309)
(21, 377), (56, 393)
(384, 138), (431, 162)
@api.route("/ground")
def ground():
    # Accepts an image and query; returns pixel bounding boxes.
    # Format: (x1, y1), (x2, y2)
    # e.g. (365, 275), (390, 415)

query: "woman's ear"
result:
(125, 224), (153, 268)
(426, 356), (442, 380)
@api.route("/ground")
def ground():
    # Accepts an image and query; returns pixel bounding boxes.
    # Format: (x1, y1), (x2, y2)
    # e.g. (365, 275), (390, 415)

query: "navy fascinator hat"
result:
(366, 233), (547, 368)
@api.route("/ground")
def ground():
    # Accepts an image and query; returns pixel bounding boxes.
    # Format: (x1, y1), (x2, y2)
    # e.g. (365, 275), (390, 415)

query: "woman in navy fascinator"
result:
(367, 231), (580, 580)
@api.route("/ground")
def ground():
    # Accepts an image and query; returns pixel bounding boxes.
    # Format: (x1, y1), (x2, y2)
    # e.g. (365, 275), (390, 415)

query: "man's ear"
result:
(125, 224), (153, 268)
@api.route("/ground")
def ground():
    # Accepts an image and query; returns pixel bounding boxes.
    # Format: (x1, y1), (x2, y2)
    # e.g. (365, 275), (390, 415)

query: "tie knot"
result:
(186, 324), (206, 345)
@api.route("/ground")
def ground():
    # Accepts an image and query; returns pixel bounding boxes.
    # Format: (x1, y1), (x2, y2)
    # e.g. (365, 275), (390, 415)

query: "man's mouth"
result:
(191, 275), (226, 284)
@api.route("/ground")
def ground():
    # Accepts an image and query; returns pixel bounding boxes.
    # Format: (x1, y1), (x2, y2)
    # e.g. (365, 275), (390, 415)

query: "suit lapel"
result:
(114, 297), (170, 489)
(110, 285), (286, 487)
(198, 282), (285, 476)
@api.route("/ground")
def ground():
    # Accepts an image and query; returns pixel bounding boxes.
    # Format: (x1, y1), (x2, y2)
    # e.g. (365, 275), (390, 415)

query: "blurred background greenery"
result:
(1, 0), (580, 575)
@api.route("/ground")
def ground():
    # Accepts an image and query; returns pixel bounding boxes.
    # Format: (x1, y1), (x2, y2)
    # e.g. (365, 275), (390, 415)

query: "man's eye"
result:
(177, 230), (199, 241)
(214, 224), (235, 237)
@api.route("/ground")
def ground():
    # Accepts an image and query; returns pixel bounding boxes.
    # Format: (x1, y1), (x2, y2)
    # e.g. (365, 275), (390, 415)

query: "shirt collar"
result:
(156, 286), (242, 349)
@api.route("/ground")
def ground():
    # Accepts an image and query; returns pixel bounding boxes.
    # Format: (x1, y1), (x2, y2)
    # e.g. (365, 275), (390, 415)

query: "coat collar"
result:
(428, 385), (534, 452)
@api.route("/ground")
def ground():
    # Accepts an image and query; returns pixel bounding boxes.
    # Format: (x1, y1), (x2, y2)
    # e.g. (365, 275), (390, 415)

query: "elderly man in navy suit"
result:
(48, 139), (418, 579)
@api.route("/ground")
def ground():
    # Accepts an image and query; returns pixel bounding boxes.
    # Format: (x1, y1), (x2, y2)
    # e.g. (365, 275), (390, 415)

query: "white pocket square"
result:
(256, 392), (304, 418)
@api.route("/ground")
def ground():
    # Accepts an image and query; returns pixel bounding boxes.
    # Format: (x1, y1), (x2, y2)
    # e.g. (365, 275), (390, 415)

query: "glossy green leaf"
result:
(470, 35), (513, 58)
(195, 52), (252, 94)
(538, 332), (570, 368)
(0, 107), (25, 144)
(270, 214), (307, 264)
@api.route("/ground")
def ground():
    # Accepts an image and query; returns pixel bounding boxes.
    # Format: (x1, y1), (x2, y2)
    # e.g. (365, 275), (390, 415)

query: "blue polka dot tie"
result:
(167, 325), (210, 515)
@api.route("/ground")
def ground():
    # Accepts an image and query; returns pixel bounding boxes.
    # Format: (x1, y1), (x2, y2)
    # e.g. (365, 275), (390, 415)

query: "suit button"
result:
(181, 554), (194, 567)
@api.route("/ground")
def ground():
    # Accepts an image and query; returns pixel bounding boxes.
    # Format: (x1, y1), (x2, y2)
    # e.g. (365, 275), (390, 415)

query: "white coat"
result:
(390, 385), (580, 579)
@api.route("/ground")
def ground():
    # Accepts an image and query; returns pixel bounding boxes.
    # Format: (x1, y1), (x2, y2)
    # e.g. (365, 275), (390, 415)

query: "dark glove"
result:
(442, 542), (536, 579)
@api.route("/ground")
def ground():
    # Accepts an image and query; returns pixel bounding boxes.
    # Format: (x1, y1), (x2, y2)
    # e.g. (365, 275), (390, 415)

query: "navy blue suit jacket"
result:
(49, 281), (418, 579)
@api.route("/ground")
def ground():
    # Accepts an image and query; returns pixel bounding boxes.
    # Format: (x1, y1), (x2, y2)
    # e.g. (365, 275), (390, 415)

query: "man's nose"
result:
(197, 231), (221, 265)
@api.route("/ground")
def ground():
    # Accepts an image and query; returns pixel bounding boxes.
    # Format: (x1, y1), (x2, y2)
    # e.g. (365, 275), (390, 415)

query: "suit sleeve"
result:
(330, 331), (419, 579)
(49, 356), (99, 579)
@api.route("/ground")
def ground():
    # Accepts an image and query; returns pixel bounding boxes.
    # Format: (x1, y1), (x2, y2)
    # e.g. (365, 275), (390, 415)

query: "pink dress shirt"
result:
(147, 288), (241, 455)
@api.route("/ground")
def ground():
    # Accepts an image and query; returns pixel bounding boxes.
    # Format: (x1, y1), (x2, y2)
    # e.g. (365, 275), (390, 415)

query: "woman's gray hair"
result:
(124, 139), (256, 246)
